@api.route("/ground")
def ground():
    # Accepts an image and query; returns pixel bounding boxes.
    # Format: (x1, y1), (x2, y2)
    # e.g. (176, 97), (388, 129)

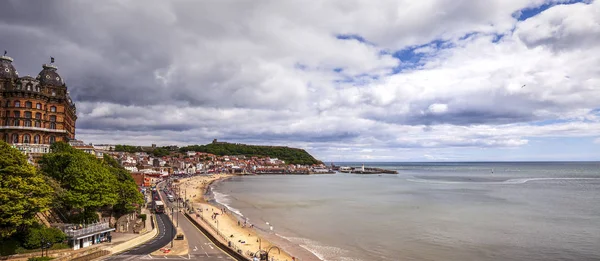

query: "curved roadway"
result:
(104, 180), (234, 261)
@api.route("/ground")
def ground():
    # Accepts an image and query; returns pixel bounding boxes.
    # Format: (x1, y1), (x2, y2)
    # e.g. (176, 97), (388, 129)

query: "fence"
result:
(62, 222), (111, 238)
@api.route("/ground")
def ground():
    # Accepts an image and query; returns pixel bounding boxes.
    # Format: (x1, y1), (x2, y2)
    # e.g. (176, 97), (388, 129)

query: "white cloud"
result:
(2, 0), (599, 161)
(428, 104), (449, 114)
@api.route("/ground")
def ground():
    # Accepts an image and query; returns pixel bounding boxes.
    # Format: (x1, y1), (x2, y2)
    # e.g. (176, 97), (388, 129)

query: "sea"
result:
(209, 162), (600, 261)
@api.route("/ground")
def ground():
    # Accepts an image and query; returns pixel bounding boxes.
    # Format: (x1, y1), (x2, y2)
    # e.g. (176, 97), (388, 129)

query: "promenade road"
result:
(103, 180), (235, 261)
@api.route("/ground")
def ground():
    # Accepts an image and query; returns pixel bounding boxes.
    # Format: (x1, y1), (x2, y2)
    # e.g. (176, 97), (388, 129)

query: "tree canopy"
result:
(103, 155), (144, 215)
(0, 141), (54, 239)
(38, 142), (143, 222)
(179, 143), (322, 165)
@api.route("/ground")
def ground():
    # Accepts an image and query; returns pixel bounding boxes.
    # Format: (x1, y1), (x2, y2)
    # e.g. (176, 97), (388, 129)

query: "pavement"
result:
(101, 181), (235, 261)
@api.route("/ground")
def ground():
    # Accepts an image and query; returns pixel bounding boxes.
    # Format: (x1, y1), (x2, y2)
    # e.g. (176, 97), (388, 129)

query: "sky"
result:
(1, 0), (599, 162)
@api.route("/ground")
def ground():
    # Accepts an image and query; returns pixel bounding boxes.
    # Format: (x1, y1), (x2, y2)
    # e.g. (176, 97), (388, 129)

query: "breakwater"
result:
(338, 166), (398, 174)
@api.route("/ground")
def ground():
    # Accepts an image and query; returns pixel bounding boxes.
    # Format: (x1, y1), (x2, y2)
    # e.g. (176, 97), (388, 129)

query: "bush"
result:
(139, 214), (147, 222)
(0, 237), (20, 256)
(27, 257), (53, 261)
(23, 226), (66, 249)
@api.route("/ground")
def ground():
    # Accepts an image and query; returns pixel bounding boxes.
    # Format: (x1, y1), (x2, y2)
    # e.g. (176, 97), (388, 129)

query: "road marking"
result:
(208, 244), (214, 249)
(147, 254), (153, 259)
(164, 257), (168, 259)
(193, 246), (198, 251)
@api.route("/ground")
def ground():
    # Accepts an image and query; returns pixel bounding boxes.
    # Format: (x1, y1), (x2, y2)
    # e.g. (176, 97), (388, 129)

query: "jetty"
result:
(336, 164), (398, 174)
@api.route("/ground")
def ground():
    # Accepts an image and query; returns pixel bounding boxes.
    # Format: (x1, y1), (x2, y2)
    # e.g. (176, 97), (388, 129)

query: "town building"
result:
(0, 54), (77, 156)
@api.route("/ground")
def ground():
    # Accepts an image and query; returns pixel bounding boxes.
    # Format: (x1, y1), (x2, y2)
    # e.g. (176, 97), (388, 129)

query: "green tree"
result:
(23, 224), (66, 249)
(151, 147), (170, 157)
(39, 142), (118, 221)
(103, 155), (144, 215)
(0, 141), (54, 239)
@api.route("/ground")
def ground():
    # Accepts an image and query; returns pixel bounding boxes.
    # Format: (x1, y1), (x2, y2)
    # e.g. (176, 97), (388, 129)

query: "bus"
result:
(154, 200), (165, 213)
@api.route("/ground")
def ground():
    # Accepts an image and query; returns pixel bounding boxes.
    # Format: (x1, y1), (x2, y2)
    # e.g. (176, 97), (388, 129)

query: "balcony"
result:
(61, 222), (114, 239)
(0, 125), (67, 133)
(12, 143), (51, 154)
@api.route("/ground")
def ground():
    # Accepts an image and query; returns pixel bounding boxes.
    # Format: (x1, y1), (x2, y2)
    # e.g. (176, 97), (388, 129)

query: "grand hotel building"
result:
(0, 54), (77, 155)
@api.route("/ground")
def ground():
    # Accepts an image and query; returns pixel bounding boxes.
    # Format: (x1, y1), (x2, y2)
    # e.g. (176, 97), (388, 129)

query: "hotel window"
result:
(4, 134), (9, 143)
(14, 111), (20, 118)
(4, 119), (9, 126)
(50, 106), (56, 112)
(4, 100), (9, 107)
(12, 134), (18, 143)
(49, 136), (56, 144)
(25, 120), (32, 127)
(23, 134), (30, 144)
(14, 101), (20, 107)
(25, 111), (32, 118)
(35, 121), (41, 127)
(26, 102), (32, 108)
(51, 90), (56, 96)
(35, 113), (41, 119)
(14, 119), (20, 126)
(36, 103), (42, 109)
(50, 122), (56, 129)
(26, 84), (32, 91)
(16, 83), (21, 90)
(36, 86), (40, 92)
(34, 135), (40, 144)
(50, 115), (56, 122)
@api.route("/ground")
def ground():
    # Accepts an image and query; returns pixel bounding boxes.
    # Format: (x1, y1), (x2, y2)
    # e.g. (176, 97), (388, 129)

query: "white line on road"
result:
(147, 254), (153, 259)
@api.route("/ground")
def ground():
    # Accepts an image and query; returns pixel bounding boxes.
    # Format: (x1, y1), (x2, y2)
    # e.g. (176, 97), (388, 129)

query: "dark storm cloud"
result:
(0, 0), (175, 105)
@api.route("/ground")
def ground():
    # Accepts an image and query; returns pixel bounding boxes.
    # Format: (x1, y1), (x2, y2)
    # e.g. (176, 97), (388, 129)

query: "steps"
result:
(36, 209), (66, 227)
(36, 212), (51, 227)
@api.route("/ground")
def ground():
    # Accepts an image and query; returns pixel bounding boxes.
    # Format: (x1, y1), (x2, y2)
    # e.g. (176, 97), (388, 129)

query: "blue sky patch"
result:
(514, 0), (589, 21)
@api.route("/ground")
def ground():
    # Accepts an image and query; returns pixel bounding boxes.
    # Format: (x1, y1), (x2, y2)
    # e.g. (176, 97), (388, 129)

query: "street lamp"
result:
(171, 206), (175, 248)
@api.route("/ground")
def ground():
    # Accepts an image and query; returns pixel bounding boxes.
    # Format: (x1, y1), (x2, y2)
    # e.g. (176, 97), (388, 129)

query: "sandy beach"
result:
(173, 174), (307, 261)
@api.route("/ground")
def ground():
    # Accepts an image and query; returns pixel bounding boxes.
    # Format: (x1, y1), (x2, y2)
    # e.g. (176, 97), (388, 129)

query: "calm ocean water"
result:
(211, 162), (600, 261)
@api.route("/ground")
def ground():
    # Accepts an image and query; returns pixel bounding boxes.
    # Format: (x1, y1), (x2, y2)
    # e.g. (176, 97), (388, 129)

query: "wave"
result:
(275, 234), (363, 261)
(503, 177), (600, 184)
(212, 191), (244, 217)
(406, 177), (600, 185)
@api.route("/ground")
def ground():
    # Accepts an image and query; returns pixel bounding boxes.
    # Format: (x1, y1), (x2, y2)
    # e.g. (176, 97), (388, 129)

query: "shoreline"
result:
(175, 174), (322, 261)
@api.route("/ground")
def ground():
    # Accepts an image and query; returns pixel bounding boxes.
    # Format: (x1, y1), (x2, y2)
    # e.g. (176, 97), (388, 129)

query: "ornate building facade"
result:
(0, 54), (77, 155)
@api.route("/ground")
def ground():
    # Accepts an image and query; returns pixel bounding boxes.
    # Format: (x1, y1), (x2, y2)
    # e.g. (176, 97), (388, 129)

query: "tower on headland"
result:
(0, 53), (77, 156)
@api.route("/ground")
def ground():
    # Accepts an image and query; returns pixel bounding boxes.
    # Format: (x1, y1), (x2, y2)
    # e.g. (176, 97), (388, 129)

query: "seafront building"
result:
(0, 54), (77, 157)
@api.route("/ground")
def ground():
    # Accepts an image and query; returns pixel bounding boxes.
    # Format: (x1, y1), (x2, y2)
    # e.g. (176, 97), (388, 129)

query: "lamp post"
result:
(171, 206), (174, 248)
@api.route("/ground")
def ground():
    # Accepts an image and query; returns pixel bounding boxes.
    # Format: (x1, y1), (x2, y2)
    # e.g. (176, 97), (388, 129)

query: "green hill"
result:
(179, 142), (321, 165)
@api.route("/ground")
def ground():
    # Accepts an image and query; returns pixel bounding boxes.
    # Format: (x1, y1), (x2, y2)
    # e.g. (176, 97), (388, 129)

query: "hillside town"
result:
(67, 139), (332, 187)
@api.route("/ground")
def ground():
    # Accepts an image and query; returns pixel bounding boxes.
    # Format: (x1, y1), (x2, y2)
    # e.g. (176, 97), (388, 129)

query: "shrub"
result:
(23, 226), (66, 249)
(139, 214), (147, 222)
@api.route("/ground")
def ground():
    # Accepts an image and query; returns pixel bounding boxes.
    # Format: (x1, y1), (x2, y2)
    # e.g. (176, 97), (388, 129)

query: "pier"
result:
(336, 164), (398, 174)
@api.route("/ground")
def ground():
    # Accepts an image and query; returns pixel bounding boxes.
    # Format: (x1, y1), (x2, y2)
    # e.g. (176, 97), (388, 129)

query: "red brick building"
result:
(0, 54), (77, 155)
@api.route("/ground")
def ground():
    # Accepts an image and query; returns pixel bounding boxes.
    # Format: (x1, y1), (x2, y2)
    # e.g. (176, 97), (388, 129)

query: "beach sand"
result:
(174, 174), (307, 261)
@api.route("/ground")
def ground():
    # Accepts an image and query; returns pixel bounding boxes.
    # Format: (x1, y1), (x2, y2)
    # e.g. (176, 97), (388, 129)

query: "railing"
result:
(0, 125), (67, 133)
(62, 222), (111, 238)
